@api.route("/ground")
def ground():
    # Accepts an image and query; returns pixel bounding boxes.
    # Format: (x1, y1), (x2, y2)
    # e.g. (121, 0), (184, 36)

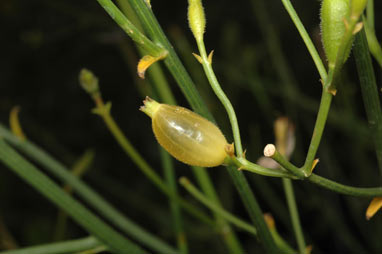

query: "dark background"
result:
(1, 0), (381, 253)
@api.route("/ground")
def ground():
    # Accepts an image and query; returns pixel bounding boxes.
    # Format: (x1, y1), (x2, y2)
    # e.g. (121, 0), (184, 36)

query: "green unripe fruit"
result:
(321, 0), (352, 65)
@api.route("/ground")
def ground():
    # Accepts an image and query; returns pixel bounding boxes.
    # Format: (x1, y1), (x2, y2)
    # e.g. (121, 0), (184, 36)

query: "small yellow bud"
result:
(188, 0), (206, 41)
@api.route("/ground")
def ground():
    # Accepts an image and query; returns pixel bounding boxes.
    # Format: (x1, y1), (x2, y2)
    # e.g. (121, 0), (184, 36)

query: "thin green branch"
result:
(302, 91), (333, 174)
(0, 139), (146, 254)
(0, 237), (103, 254)
(353, 28), (382, 177)
(195, 39), (243, 157)
(96, 0), (166, 57)
(228, 156), (296, 178)
(303, 4), (367, 173)
(191, 167), (244, 254)
(282, 179), (306, 254)
(226, 166), (279, 254)
(161, 148), (188, 254)
(363, 18), (382, 68)
(366, 0), (374, 31)
(263, 144), (306, 178)
(280, 0), (327, 81)
(307, 173), (382, 197)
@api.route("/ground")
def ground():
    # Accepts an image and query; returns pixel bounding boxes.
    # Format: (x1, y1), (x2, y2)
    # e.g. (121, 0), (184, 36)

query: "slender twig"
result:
(301, 91), (333, 174)
(366, 0), (374, 31)
(282, 179), (306, 254)
(161, 148), (188, 254)
(229, 156), (296, 178)
(195, 39), (243, 157)
(307, 174), (382, 197)
(226, 166), (279, 253)
(191, 167), (244, 253)
(363, 17), (382, 68)
(263, 144), (306, 178)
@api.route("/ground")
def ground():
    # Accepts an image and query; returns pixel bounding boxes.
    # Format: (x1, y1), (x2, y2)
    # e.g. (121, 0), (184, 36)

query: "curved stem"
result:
(196, 39), (243, 157)
(229, 153), (382, 197)
(308, 173), (382, 197)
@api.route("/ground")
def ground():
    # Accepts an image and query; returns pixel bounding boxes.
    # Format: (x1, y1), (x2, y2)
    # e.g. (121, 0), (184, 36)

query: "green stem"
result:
(0, 237), (103, 254)
(363, 17), (382, 69)
(308, 173), (382, 197)
(0, 124), (178, 254)
(302, 90), (333, 175)
(161, 148), (188, 254)
(280, 0), (327, 81)
(226, 166), (279, 254)
(353, 28), (382, 177)
(229, 156), (296, 178)
(96, 0), (166, 57)
(0, 140), (146, 254)
(366, 0), (374, 31)
(196, 39), (243, 157)
(191, 167), (244, 254)
(282, 179), (306, 254)
(265, 145), (306, 178)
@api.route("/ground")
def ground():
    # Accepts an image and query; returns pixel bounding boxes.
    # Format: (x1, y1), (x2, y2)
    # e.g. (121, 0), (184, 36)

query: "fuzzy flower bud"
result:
(188, 0), (206, 41)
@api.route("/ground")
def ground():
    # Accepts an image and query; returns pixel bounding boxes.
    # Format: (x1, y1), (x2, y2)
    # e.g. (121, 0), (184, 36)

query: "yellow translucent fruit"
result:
(140, 97), (229, 167)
